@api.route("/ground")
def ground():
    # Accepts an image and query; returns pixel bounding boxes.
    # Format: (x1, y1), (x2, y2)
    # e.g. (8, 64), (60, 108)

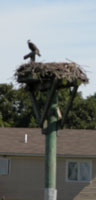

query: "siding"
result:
(0, 157), (96, 200)
(57, 158), (96, 200)
(0, 157), (44, 200)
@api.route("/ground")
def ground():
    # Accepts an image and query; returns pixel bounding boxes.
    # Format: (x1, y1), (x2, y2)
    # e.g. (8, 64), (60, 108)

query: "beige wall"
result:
(57, 158), (96, 200)
(0, 156), (44, 200)
(0, 156), (96, 200)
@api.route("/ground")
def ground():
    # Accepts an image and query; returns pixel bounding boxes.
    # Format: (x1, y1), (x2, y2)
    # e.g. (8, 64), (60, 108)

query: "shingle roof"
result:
(0, 128), (96, 157)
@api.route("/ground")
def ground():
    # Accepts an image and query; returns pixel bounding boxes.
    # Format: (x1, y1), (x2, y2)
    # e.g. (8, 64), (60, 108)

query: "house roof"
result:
(0, 128), (96, 158)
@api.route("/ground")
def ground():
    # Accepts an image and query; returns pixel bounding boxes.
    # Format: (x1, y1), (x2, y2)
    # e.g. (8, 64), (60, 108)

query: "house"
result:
(0, 128), (96, 200)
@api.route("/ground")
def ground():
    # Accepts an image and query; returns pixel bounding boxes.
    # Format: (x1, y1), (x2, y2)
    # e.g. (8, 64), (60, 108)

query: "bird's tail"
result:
(38, 52), (41, 56)
(35, 50), (41, 56)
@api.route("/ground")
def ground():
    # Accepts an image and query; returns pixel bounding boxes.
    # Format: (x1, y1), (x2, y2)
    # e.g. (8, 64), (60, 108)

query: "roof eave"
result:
(0, 152), (96, 159)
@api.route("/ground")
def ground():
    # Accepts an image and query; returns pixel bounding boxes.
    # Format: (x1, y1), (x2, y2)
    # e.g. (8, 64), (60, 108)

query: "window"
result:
(67, 160), (91, 182)
(0, 159), (9, 175)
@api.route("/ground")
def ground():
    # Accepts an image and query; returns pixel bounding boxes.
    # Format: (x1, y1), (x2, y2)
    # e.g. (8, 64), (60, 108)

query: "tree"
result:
(0, 84), (16, 127)
(0, 84), (37, 127)
(13, 86), (38, 127)
(65, 92), (96, 129)
(0, 83), (96, 129)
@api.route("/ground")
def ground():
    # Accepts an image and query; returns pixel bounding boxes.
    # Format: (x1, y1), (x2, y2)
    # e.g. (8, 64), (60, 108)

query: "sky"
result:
(0, 0), (96, 98)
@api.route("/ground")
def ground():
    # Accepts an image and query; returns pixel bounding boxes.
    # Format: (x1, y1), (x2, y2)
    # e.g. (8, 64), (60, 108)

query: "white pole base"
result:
(44, 188), (57, 200)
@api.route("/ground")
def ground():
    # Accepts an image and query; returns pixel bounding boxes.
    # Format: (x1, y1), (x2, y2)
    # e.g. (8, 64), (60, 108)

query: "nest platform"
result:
(15, 61), (88, 90)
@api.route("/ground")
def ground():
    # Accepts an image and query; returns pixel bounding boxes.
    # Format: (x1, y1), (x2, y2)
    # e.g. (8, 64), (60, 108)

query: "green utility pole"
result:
(16, 56), (88, 200)
(44, 93), (58, 200)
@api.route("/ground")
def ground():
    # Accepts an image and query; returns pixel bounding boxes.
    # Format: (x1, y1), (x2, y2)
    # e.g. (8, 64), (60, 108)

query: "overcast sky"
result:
(0, 0), (96, 98)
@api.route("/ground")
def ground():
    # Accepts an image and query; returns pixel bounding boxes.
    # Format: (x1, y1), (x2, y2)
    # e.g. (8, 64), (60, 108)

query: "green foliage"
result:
(0, 83), (96, 129)
(0, 83), (37, 127)
(0, 84), (16, 127)
(65, 92), (96, 129)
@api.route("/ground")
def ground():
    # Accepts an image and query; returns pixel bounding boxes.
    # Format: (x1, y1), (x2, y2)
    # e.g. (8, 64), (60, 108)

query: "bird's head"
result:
(27, 39), (31, 44)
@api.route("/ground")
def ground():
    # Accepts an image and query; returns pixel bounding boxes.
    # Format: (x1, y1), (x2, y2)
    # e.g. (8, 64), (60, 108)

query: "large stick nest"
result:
(15, 61), (88, 87)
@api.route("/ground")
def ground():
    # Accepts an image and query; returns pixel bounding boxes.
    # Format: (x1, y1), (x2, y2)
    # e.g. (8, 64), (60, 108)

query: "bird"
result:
(27, 40), (41, 56)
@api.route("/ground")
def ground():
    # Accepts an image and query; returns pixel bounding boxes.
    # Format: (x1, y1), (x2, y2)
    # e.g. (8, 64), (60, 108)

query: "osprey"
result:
(27, 40), (41, 56)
